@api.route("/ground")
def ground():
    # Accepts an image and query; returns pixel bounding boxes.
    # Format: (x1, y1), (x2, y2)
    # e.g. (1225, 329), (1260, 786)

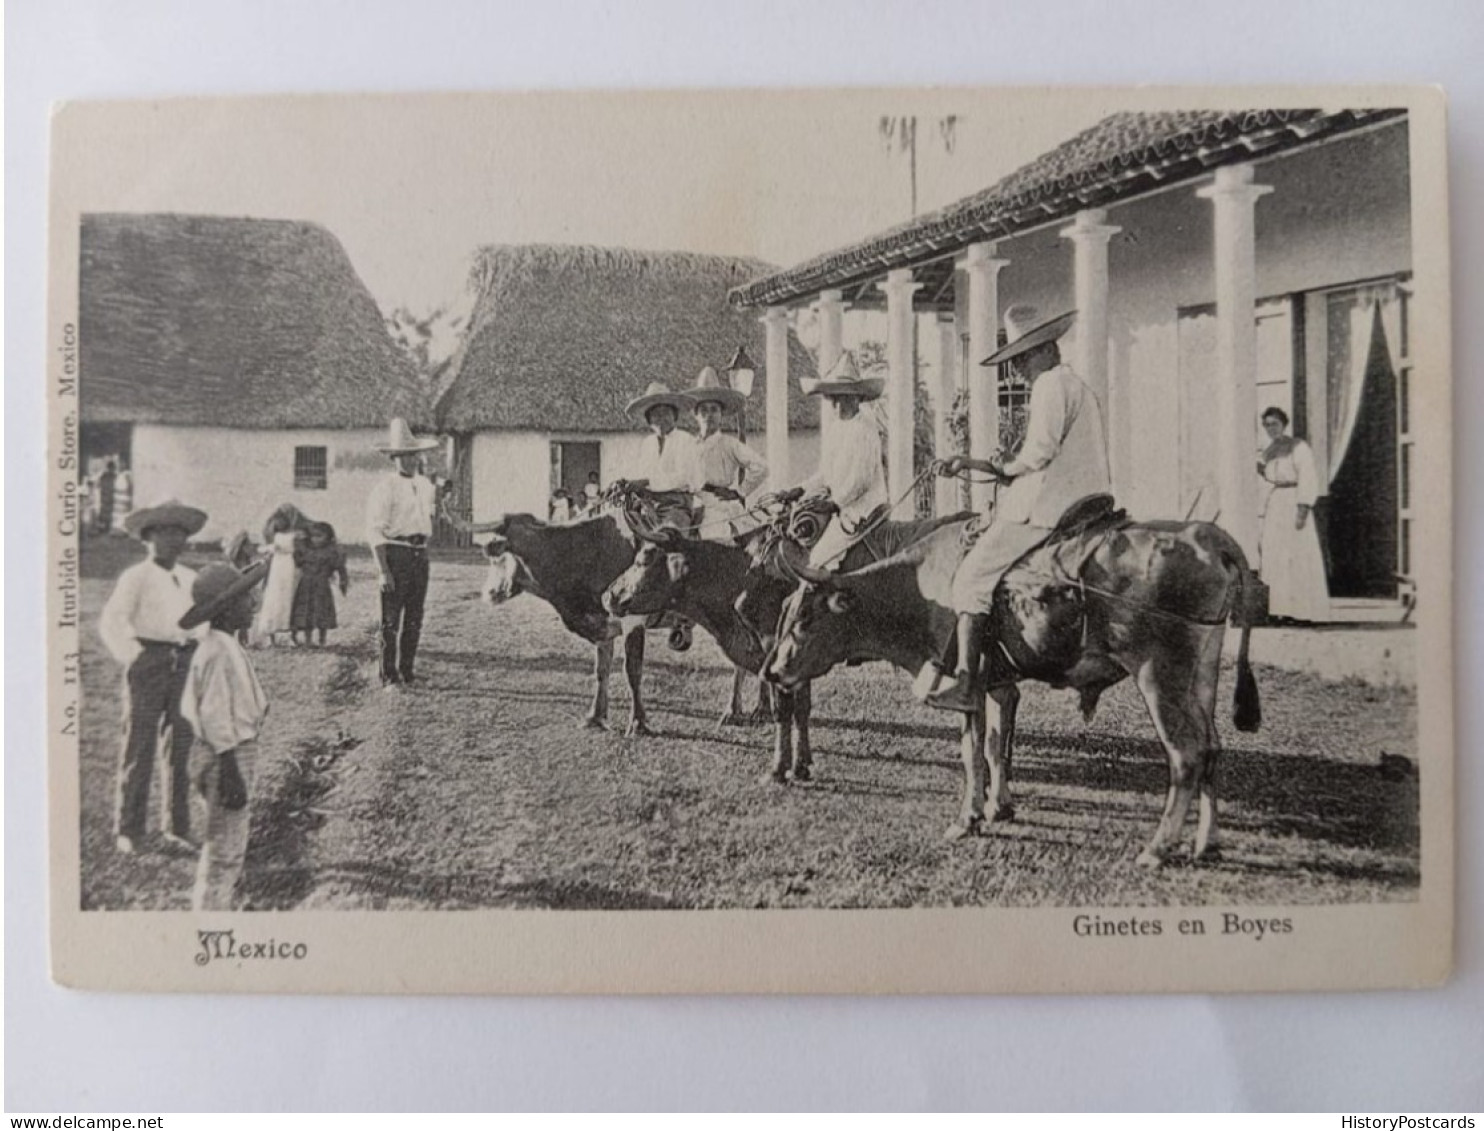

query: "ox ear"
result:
(665, 552), (690, 584)
(825, 588), (855, 616)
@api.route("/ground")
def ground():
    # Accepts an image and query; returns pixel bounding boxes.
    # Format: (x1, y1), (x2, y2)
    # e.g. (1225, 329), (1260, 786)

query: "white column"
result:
(762, 306), (791, 488)
(1060, 208), (1120, 416)
(935, 315), (960, 516)
(879, 269), (922, 516)
(961, 242), (1007, 513)
(812, 288), (846, 458)
(1198, 164), (1271, 560)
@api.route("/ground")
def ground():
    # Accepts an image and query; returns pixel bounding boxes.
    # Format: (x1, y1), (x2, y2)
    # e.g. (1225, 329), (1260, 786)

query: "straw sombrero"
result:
(123, 499), (208, 539)
(625, 381), (692, 420)
(178, 561), (269, 630)
(686, 366), (746, 414)
(800, 352), (884, 402)
(980, 306), (1076, 368)
(376, 417), (440, 454)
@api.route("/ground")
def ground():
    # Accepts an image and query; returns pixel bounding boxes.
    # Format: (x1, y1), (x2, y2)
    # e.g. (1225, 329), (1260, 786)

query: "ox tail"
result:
(1229, 543), (1262, 733)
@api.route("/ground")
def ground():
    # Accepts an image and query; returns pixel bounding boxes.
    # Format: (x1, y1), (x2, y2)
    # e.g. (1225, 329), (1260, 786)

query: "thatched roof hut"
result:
(436, 245), (819, 435)
(80, 213), (428, 428)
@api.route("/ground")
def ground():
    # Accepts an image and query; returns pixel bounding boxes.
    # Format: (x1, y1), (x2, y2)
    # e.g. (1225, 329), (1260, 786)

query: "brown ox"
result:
(763, 516), (1261, 867)
(604, 510), (970, 782)
(603, 525), (812, 782)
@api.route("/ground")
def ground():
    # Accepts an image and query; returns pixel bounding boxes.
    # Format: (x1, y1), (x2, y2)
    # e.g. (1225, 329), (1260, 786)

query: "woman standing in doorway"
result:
(1256, 406), (1330, 624)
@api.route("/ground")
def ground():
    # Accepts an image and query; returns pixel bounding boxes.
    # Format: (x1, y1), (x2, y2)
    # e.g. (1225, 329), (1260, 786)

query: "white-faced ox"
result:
(764, 517), (1261, 867)
(479, 511), (688, 735)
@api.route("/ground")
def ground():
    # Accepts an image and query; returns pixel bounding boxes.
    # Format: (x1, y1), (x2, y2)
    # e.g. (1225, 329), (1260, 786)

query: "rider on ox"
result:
(683, 366), (769, 541)
(925, 305), (1112, 712)
(770, 352), (889, 569)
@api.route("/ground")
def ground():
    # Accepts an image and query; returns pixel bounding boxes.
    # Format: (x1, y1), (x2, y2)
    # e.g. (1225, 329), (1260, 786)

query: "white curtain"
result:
(1329, 283), (1399, 482)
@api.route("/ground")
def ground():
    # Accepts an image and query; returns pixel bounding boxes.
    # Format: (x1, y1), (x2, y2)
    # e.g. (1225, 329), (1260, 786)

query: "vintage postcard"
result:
(46, 86), (1452, 993)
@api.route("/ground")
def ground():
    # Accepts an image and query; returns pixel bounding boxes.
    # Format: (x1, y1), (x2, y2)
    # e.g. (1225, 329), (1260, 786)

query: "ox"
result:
(764, 514), (1261, 867)
(604, 508), (971, 782)
(603, 525), (811, 782)
(480, 511), (672, 735)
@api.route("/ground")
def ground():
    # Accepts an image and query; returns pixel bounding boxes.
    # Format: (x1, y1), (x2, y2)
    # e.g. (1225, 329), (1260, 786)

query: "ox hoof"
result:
(748, 708), (775, 726)
(582, 716), (609, 732)
(625, 720), (653, 738)
(1135, 848), (1167, 869)
(790, 765), (812, 783)
(1193, 845), (1223, 865)
(944, 817), (986, 842)
(990, 803), (1016, 824)
(716, 712), (748, 728)
(759, 769), (789, 787)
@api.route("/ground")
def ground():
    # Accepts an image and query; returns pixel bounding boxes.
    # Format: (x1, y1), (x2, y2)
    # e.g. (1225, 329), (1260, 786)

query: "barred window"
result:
(294, 445), (328, 490)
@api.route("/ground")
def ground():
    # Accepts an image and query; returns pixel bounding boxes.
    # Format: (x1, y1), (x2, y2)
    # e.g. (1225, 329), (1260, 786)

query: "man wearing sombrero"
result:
(622, 380), (698, 493)
(366, 418), (442, 689)
(683, 366), (769, 539)
(925, 305), (1111, 712)
(99, 498), (210, 854)
(773, 352), (888, 569)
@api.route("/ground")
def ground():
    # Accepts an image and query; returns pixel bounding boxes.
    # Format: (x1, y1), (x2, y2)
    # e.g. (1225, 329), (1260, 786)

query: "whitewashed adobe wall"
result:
(131, 425), (391, 544)
(469, 429), (822, 521)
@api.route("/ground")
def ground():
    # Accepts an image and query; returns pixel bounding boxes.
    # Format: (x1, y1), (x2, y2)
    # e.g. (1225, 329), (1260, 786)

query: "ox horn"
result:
(635, 524), (683, 548)
(775, 537), (834, 585)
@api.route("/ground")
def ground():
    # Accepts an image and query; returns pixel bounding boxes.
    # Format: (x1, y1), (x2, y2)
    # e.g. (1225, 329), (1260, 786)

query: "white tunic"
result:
(687, 432), (769, 538)
(629, 429), (698, 492)
(801, 411), (889, 567)
(998, 363), (1111, 528)
(180, 629), (270, 755)
(365, 471), (437, 544)
(99, 558), (202, 665)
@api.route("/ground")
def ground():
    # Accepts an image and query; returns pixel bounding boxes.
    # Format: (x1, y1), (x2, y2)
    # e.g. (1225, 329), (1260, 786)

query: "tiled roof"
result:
(730, 108), (1406, 310)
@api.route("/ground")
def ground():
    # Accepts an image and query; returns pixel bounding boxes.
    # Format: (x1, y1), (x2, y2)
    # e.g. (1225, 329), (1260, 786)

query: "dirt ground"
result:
(78, 536), (1420, 911)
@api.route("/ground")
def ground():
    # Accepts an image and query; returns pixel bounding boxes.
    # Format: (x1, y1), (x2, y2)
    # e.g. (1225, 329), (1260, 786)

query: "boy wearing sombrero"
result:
(772, 352), (888, 569)
(683, 366), (768, 540)
(366, 417), (442, 688)
(99, 499), (210, 855)
(177, 560), (270, 910)
(924, 305), (1111, 712)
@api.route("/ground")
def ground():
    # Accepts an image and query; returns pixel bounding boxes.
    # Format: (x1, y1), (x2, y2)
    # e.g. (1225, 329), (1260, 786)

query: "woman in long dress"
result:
(252, 504), (306, 644)
(1257, 407), (1330, 623)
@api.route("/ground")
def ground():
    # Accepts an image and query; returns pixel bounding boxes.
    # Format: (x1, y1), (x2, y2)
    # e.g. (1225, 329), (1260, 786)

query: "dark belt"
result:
(137, 639), (197, 656)
(386, 535), (429, 549)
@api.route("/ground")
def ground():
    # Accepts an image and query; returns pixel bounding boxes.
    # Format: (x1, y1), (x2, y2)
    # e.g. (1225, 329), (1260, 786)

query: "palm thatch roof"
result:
(437, 245), (819, 434)
(80, 213), (428, 428)
(731, 107), (1407, 311)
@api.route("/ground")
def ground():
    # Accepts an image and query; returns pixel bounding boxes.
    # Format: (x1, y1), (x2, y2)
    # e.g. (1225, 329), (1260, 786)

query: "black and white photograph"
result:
(45, 87), (1452, 993)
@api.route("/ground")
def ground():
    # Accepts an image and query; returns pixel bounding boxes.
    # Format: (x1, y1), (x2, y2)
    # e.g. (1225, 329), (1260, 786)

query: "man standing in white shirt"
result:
(98, 499), (209, 855)
(366, 418), (442, 689)
(926, 306), (1111, 712)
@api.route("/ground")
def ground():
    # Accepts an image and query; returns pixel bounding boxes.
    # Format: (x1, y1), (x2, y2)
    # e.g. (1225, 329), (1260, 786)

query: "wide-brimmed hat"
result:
(123, 499), (208, 540)
(686, 365), (746, 414)
(981, 305), (1076, 368)
(625, 381), (692, 421)
(178, 561), (269, 630)
(376, 417), (440, 455)
(800, 351), (884, 402)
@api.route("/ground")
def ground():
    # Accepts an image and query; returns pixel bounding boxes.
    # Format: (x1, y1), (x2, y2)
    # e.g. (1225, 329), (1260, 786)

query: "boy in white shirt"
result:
(99, 499), (209, 855)
(177, 561), (270, 911)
